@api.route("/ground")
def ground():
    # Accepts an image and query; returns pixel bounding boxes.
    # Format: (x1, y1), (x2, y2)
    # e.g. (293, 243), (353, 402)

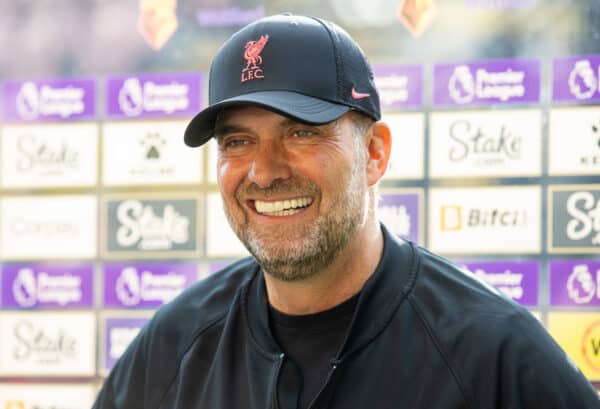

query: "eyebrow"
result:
(214, 123), (250, 140)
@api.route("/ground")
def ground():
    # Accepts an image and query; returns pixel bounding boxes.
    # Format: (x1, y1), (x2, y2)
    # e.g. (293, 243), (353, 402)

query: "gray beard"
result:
(246, 197), (362, 282)
(226, 158), (367, 282)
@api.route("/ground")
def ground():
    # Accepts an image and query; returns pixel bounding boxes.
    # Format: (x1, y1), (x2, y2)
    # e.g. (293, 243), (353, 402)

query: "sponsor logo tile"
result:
(102, 194), (200, 258)
(548, 185), (600, 253)
(106, 73), (201, 119)
(103, 262), (197, 308)
(1, 263), (94, 309)
(372, 64), (423, 110)
(2, 78), (96, 122)
(434, 59), (540, 107)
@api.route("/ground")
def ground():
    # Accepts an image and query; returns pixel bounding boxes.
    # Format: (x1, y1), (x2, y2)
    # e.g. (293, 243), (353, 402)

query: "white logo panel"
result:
(0, 312), (96, 376)
(429, 186), (541, 254)
(1, 124), (98, 188)
(102, 121), (202, 185)
(0, 195), (97, 260)
(207, 139), (218, 184)
(549, 107), (600, 176)
(429, 110), (542, 178)
(206, 193), (249, 257)
(0, 384), (95, 409)
(382, 113), (424, 180)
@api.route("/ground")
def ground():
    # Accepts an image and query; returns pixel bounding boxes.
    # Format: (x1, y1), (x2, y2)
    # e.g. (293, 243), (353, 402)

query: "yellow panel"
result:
(547, 312), (600, 381)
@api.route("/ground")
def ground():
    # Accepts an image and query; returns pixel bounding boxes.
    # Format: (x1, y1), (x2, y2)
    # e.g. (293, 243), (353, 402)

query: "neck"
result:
(264, 218), (383, 315)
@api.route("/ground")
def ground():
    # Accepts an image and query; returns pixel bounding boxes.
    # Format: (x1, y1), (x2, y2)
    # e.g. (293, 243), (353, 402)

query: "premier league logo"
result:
(448, 65), (476, 104)
(15, 82), (40, 120)
(568, 60), (598, 100)
(567, 264), (597, 304)
(118, 78), (144, 117)
(12, 268), (37, 308)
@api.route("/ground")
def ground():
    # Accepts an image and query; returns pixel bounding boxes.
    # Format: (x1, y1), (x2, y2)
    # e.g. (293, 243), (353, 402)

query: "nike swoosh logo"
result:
(351, 87), (370, 99)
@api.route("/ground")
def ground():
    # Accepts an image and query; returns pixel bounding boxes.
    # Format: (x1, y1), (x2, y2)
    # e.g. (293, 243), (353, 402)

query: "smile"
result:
(254, 197), (313, 216)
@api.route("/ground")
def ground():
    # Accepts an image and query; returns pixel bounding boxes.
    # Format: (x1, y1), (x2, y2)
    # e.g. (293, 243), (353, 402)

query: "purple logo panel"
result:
(1, 263), (94, 309)
(106, 73), (202, 119)
(103, 262), (197, 308)
(458, 261), (539, 306)
(553, 55), (600, 103)
(550, 260), (600, 306)
(378, 192), (420, 243)
(373, 64), (423, 110)
(434, 59), (540, 107)
(104, 316), (150, 371)
(2, 78), (96, 122)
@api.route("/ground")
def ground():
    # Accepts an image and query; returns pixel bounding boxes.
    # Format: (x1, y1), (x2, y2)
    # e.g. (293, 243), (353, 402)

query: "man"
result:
(93, 13), (599, 409)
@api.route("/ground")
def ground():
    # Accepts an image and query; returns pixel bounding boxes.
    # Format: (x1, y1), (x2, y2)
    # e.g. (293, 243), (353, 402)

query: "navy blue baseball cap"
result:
(184, 13), (381, 147)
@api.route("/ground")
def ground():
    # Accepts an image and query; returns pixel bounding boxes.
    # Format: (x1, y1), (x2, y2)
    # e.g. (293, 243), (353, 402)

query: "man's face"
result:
(215, 106), (369, 281)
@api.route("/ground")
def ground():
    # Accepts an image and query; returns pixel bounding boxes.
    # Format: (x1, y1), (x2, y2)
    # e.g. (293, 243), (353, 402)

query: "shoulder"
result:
(407, 246), (599, 406)
(149, 257), (259, 346)
(95, 257), (259, 408)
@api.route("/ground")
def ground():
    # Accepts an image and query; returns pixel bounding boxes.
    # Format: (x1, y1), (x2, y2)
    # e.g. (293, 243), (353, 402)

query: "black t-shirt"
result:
(268, 293), (359, 409)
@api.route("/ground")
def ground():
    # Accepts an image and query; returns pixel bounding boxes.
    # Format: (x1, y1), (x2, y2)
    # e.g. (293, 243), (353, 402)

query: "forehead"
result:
(215, 105), (288, 125)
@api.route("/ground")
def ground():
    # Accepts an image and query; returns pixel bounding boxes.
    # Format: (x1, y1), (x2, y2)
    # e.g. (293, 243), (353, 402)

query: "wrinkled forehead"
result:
(214, 104), (344, 130)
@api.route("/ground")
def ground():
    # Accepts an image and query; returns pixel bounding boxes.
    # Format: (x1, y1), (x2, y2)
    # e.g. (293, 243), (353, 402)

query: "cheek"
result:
(217, 159), (242, 198)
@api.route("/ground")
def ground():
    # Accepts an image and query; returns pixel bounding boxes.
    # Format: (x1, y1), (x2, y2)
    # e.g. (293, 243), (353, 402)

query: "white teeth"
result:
(255, 197), (313, 215)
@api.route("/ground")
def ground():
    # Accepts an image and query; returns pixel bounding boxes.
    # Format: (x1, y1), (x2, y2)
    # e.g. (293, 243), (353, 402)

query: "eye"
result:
(218, 136), (249, 149)
(224, 138), (248, 148)
(292, 129), (314, 138)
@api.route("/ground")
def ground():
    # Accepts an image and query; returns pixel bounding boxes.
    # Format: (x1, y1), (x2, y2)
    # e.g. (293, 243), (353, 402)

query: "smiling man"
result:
(93, 13), (600, 409)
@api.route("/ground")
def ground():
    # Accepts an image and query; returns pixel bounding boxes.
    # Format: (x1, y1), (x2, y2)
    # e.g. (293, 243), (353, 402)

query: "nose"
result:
(248, 140), (292, 188)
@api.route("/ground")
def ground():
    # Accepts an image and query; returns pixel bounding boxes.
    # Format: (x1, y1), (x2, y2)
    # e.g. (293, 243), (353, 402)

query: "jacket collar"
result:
(244, 224), (418, 359)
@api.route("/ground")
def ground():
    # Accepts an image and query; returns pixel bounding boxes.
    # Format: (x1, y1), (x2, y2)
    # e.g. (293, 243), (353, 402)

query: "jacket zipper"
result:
(272, 353), (285, 409)
(306, 359), (339, 409)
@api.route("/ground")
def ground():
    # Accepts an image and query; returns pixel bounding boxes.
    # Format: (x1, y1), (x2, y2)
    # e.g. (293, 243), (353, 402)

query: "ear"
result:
(365, 121), (392, 186)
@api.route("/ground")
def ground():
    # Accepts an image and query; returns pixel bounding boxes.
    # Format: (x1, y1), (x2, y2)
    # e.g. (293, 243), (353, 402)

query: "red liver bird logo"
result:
(241, 34), (269, 82)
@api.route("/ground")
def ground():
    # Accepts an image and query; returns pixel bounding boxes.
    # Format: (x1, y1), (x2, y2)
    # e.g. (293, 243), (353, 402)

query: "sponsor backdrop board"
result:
(547, 312), (600, 381)
(457, 260), (539, 306)
(1, 123), (99, 188)
(102, 194), (201, 258)
(105, 73), (202, 119)
(99, 313), (152, 376)
(433, 59), (540, 107)
(372, 64), (423, 110)
(0, 311), (96, 376)
(207, 139), (218, 184)
(103, 262), (197, 308)
(0, 195), (97, 260)
(550, 260), (600, 307)
(378, 189), (423, 244)
(205, 193), (249, 257)
(1, 52), (600, 390)
(429, 109), (542, 178)
(553, 55), (600, 104)
(382, 113), (425, 180)
(548, 185), (600, 254)
(0, 384), (96, 409)
(428, 186), (541, 254)
(102, 120), (202, 186)
(1, 263), (94, 309)
(1, 78), (96, 123)
(548, 107), (600, 176)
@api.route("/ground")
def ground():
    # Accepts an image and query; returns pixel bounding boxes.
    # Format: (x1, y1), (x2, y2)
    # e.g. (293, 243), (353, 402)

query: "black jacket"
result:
(94, 226), (599, 408)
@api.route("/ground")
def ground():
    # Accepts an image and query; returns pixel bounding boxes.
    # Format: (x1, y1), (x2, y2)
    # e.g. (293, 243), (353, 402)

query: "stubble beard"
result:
(223, 158), (368, 282)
